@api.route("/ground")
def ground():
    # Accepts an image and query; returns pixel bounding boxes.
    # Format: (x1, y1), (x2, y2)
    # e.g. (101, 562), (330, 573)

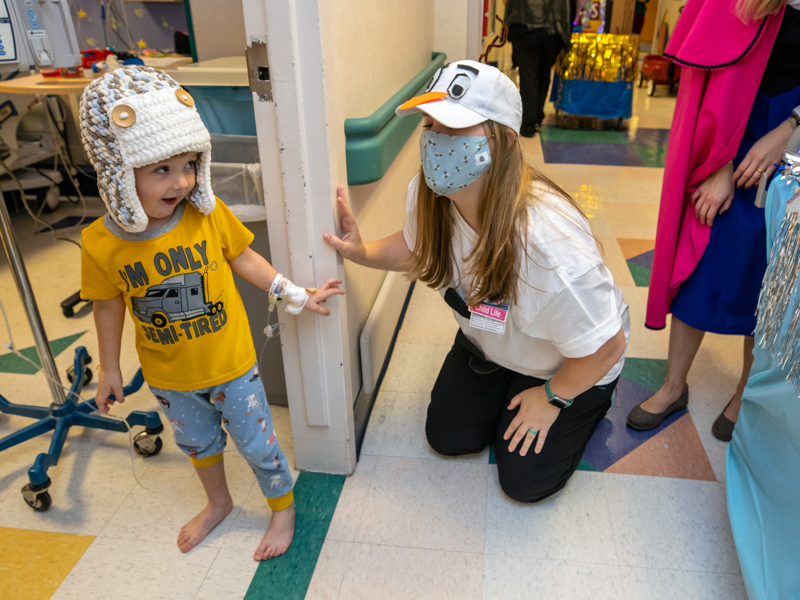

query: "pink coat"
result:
(644, 0), (784, 330)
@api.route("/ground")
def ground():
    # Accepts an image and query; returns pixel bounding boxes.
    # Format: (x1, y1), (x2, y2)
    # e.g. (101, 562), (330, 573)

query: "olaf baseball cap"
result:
(396, 60), (522, 135)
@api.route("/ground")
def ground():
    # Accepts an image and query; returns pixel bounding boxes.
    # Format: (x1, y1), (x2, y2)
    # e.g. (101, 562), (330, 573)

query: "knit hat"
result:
(79, 66), (214, 233)
(396, 60), (522, 135)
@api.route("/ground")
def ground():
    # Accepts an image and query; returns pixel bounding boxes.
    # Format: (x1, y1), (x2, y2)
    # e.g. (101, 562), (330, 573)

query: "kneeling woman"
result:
(324, 61), (629, 502)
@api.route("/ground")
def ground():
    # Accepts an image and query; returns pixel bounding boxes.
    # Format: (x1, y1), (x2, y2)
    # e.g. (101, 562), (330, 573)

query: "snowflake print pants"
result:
(149, 364), (293, 500)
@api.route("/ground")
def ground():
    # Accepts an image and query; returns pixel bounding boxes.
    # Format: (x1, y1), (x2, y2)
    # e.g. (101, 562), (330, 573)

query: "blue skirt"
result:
(671, 85), (800, 335)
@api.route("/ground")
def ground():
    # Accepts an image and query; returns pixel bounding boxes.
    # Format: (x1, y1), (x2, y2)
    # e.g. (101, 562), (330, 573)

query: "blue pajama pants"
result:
(149, 364), (293, 500)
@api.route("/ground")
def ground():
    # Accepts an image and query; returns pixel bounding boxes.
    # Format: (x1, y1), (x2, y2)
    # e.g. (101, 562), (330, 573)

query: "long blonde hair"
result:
(735, 0), (785, 22)
(407, 120), (586, 306)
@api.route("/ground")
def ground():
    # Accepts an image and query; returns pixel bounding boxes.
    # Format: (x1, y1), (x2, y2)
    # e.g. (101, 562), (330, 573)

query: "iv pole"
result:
(0, 196), (67, 406)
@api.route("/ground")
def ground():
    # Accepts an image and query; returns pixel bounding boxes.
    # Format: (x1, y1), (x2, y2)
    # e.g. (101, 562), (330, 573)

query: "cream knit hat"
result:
(80, 66), (214, 233)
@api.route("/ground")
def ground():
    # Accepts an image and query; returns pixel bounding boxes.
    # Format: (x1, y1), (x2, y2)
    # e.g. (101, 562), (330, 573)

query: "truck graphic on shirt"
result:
(131, 271), (223, 328)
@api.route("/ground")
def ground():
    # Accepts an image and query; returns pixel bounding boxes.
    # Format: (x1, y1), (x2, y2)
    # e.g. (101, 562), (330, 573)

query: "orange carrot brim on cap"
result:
(398, 91), (447, 111)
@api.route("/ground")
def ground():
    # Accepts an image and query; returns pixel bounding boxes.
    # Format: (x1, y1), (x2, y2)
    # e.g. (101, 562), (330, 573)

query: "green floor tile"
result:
(539, 125), (628, 144)
(627, 261), (652, 287)
(632, 144), (668, 168)
(245, 472), (346, 600)
(0, 332), (87, 375)
(577, 458), (599, 471)
(621, 357), (668, 394)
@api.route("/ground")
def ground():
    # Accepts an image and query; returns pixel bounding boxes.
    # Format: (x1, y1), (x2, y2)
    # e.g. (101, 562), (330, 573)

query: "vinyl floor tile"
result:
(485, 469), (617, 564)
(0, 432), (152, 536)
(604, 474), (740, 573)
(326, 454), (377, 543)
(305, 539), (353, 600)
(358, 390), (396, 456)
(194, 548), (259, 600)
(378, 391), (489, 463)
(51, 536), (218, 600)
(98, 452), (256, 548)
(620, 565), (747, 600)
(396, 297), (459, 346)
(604, 414), (717, 481)
(0, 527), (94, 600)
(354, 456), (487, 552)
(379, 343), (451, 394)
(483, 554), (624, 600)
(689, 410), (729, 483)
(336, 543), (483, 600)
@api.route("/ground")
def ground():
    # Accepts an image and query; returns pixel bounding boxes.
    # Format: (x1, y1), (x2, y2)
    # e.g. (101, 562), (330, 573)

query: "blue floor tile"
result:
(542, 141), (645, 166)
(581, 375), (686, 471)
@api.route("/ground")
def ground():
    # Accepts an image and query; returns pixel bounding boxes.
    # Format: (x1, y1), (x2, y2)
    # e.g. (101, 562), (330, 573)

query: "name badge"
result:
(468, 301), (508, 334)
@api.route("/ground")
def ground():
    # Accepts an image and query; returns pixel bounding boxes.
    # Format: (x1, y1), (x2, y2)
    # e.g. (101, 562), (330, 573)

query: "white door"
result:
(240, 0), (356, 475)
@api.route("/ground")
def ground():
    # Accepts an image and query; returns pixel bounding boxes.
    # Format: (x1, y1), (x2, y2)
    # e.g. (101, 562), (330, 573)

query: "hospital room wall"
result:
(320, 0), (435, 401)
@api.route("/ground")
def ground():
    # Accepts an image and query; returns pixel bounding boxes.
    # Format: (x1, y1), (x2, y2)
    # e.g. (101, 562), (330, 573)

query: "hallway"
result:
(0, 84), (746, 599)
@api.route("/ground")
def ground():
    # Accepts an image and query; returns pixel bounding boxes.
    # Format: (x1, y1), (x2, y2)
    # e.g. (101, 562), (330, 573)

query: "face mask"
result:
(420, 130), (492, 195)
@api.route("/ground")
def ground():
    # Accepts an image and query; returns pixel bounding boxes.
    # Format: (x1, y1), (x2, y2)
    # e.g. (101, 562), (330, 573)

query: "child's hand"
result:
(303, 279), (344, 316)
(95, 366), (125, 414)
(322, 185), (366, 263)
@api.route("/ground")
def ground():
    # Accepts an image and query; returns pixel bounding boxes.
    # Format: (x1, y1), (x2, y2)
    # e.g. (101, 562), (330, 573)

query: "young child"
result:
(324, 60), (629, 503)
(79, 66), (343, 559)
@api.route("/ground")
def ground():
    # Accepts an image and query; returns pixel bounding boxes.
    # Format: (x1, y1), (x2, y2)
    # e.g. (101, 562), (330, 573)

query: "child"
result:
(324, 61), (629, 503)
(79, 66), (343, 559)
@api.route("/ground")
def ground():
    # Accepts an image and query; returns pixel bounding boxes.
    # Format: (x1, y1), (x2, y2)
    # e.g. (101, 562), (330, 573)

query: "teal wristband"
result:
(545, 379), (573, 408)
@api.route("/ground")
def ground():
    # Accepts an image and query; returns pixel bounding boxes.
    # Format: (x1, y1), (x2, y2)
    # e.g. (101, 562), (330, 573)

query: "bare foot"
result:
(177, 499), (233, 553)
(253, 503), (295, 561)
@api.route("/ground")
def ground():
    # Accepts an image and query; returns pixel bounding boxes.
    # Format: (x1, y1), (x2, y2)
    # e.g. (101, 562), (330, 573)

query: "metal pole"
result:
(0, 196), (67, 405)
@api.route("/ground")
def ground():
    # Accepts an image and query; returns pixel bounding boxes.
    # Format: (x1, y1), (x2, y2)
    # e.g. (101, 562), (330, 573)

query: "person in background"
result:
(504, 0), (574, 137)
(630, 0), (799, 442)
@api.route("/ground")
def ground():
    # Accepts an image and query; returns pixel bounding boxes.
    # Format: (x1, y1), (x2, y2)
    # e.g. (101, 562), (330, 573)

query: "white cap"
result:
(396, 60), (522, 135)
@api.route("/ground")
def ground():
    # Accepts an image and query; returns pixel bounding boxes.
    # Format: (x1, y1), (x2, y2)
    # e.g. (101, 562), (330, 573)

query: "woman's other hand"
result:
(323, 185), (366, 263)
(690, 162), (734, 227)
(504, 386), (561, 456)
(733, 119), (793, 189)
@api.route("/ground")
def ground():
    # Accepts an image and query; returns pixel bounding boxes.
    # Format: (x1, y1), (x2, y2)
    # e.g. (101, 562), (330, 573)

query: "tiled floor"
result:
(0, 84), (747, 599)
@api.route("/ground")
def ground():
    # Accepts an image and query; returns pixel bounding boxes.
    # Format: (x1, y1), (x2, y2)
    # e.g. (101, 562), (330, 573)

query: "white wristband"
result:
(280, 277), (309, 315)
(269, 272), (283, 301)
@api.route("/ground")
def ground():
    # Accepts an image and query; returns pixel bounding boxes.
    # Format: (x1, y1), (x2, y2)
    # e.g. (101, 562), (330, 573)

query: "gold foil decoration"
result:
(554, 33), (639, 83)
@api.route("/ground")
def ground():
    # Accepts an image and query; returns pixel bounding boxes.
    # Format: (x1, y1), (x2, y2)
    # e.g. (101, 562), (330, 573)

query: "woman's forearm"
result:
(359, 231), (412, 271)
(548, 327), (626, 399)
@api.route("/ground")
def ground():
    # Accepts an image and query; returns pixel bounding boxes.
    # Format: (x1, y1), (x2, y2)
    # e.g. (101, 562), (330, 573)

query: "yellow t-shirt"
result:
(81, 200), (256, 391)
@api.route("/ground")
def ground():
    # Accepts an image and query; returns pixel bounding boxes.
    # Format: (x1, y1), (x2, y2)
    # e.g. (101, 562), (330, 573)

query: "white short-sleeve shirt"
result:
(403, 175), (630, 385)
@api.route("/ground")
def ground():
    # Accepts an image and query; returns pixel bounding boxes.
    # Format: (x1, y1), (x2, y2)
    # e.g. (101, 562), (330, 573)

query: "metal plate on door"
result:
(246, 36), (272, 102)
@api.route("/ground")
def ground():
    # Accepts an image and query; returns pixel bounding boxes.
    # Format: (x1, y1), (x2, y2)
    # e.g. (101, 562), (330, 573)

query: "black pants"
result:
(426, 331), (616, 503)
(510, 28), (565, 135)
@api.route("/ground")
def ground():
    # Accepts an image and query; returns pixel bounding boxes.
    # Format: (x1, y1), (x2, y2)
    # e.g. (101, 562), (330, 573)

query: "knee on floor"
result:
(497, 472), (567, 504)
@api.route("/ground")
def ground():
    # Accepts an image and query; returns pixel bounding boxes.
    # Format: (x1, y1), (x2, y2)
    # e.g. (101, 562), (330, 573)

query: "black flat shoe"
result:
(626, 385), (689, 431)
(711, 399), (737, 442)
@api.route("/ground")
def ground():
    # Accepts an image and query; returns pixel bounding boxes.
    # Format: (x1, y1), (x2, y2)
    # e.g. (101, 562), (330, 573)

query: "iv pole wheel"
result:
(22, 484), (52, 512)
(133, 431), (163, 457)
(66, 365), (93, 385)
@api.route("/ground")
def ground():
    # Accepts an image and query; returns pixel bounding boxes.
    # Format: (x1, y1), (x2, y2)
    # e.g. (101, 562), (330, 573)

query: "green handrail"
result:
(345, 52), (446, 186)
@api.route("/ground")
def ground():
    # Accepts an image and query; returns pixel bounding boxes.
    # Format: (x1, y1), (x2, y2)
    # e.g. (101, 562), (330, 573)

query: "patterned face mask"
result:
(420, 130), (492, 195)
